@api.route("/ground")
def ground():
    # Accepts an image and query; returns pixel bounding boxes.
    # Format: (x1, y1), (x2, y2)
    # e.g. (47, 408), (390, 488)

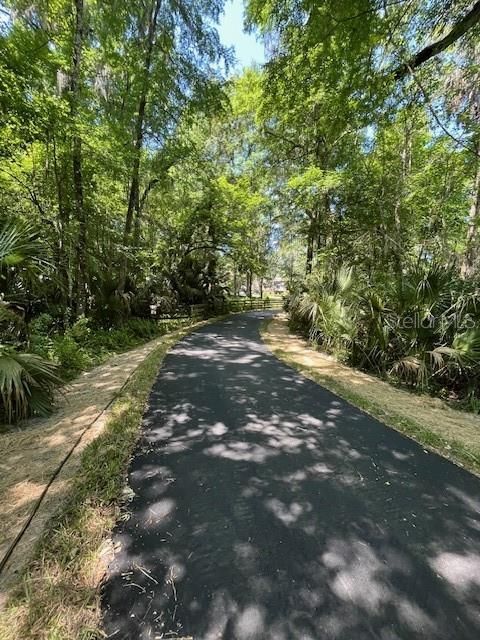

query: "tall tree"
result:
(122, 0), (162, 285)
(70, 0), (87, 314)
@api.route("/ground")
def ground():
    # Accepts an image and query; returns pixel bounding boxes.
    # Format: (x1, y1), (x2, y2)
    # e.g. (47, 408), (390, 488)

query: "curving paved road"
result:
(102, 312), (480, 640)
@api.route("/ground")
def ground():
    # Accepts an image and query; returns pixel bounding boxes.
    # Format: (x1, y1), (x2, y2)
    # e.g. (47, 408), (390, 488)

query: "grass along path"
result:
(0, 319), (204, 626)
(0, 318), (218, 639)
(0, 333), (184, 595)
(261, 315), (480, 477)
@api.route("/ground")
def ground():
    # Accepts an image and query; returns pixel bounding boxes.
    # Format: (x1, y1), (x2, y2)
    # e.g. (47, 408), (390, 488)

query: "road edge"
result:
(0, 315), (224, 639)
(260, 316), (480, 478)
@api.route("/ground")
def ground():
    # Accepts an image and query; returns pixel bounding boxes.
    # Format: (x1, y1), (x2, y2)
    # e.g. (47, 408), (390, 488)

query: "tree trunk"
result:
(233, 262), (238, 296)
(120, 0), (162, 291)
(134, 177), (160, 245)
(393, 198), (403, 284)
(246, 271), (253, 298)
(52, 133), (72, 323)
(321, 193), (331, 247)
(71, 0), (86, 316)
(306, 216), (315, 275)
(461, 141), (480, 277)
(393, 117), (412, 292)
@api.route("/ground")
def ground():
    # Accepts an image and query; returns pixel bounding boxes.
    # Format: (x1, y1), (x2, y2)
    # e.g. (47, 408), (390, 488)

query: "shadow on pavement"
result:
(102, 312), (480, 640)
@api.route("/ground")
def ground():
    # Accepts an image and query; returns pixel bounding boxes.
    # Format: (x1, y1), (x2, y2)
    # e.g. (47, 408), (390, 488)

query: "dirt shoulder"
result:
(0, 325), (193, 597)
(261, 315), (480, 476)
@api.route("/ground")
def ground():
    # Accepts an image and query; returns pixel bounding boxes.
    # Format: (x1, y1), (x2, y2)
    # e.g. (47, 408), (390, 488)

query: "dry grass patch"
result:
(262, 315), (480, 476)
(0, 334), (180, 570)
(0, 322), (204, 640)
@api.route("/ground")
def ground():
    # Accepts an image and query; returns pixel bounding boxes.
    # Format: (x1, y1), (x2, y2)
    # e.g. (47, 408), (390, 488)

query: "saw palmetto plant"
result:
(0, 221), (60, 422)
(288, 260), (480, 401)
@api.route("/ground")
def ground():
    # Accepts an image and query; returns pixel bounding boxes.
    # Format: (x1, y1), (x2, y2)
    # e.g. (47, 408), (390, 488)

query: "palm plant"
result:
(356, 290), (393, 372)
(0, 221), (61, 424)
(0, 221), (45, 268)
(386, 264), (452, 387)
(291, 266), (357, 353)
(90, 273), (132, 327)
(0, 345), (62, 423)
(287, 259), (480, 404)
(388, 264), (480, 389)
(0, 220), (48, 302)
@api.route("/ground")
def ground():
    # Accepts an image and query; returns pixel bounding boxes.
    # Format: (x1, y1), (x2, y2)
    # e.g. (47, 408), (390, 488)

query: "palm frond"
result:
(0, 345), (62, 424)
(335, 265), (354, 295)
(452, 330), (480, 363)
(391, 355), (429, 388)
(0, 221), (46, 268)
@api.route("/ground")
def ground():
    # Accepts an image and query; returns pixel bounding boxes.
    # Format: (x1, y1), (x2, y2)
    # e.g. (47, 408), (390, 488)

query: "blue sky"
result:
(0, 0), (265, 70)
(217, 0), (265, 71)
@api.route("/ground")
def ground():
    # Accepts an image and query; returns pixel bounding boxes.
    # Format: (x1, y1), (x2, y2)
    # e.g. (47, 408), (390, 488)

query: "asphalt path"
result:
(102, 311), (480, 639)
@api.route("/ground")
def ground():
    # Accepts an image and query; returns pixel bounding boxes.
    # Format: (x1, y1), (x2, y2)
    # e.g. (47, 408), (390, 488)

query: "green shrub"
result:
(122, 318), (158, 340)
(90, 275), (132, 328)
(17, 315), (189, 397)
(288, 261), (480, 405)
(29, 313), (56, 337)
(0, 304), (26, 346)
(67, 316), (91, 345)
(0, 345), (62, 423)
(85, 327), (134, 353)
(52, 335), (93, 379)
(29, 313), (56, 359)
(159, 318), (184, 333)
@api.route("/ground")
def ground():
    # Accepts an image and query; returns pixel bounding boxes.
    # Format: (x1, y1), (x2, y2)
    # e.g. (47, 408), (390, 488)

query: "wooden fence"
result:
(188, 297), (284, 319)
(145, 298), (284, 321)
